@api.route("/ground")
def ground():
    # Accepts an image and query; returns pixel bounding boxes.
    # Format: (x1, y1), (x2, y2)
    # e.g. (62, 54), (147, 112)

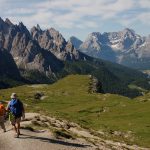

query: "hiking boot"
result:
(14, 133), (19, 138)
(14, 135), (19, 138)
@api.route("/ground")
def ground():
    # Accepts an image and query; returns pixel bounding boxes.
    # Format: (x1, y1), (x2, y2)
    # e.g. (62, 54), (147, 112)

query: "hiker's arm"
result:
(22, 102), (25, 113)
(6, 102), (10, 112)
(22, 102), (25, 119)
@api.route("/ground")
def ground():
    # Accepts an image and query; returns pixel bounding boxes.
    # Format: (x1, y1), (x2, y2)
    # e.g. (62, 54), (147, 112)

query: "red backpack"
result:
(0, 104), (5, 116)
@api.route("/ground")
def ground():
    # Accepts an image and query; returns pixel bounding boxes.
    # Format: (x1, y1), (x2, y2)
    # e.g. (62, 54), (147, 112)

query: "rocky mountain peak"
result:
(0, 17), (4, 24)
(18, 22), (30, 36)
(69, 36), (83, 49)
(79, 28), (150, 69)
(18, 22), (25, 29)
(36, 24), (42, 31)
(69, 36), (82, 41)
(123, 28), (135, 34)
(31, 26), (81, 61)
(31, 24), (42, 33)
(0, 17), (9, 31)
(47, 28), (65, 42)
(83, 32), (103, 46)
(30, 25), (43, 41)
(87, 32), (101, 40)
(119, 28), (136, 40)
(5, 18), (13, 26)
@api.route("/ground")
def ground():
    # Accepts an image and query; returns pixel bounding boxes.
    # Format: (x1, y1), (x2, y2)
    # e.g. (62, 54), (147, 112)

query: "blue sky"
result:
(0, 0), (150, 40)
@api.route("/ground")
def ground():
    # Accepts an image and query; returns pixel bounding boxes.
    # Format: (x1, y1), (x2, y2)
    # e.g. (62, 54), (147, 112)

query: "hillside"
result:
(59, 59), (150, 97)
(0, 75), (150, 148)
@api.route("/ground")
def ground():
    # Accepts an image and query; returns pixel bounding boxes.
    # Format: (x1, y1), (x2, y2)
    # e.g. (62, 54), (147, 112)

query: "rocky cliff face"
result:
(0, 48), (21, 79)
(31, 25), (80, 61)
(0, 18), (63, 82)
(0, 48), (22, 88)
(79, 28), (150, 69)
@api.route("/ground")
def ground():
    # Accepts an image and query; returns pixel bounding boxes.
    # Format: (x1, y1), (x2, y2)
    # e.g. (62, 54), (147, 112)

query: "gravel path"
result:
(0, 119), (94, 150)
(0, 113), (148, 150)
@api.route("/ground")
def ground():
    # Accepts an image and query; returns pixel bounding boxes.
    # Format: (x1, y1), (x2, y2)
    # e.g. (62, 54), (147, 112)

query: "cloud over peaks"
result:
(0, 0), (149, 39)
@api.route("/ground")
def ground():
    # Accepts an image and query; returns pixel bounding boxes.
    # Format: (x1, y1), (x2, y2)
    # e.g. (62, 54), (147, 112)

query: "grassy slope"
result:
(0, 75), (150, 147)
(58, 60), (150, 98)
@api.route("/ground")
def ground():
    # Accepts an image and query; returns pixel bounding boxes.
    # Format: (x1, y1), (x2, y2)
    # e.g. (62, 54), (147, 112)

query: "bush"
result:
(34, 92), (44, 100)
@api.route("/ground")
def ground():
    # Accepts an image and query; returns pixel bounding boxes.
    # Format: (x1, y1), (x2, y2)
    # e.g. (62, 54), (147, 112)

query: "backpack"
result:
(0, 104), (5, 116)
(9, 99), (23, 117)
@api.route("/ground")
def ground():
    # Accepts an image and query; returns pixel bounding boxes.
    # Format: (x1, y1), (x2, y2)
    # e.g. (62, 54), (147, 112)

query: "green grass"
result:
(0, 75), (150, 147)
(128, 84), (148, 93)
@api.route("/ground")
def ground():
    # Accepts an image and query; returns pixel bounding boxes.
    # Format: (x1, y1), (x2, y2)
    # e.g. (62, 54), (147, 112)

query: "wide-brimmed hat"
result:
(11, 93), (17, 99)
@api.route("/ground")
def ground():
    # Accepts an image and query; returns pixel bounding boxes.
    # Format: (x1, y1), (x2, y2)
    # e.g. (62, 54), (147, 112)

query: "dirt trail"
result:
(0, 113), (94, 150)
(0, 128), (93, 150)
(0, 113), (149, 150)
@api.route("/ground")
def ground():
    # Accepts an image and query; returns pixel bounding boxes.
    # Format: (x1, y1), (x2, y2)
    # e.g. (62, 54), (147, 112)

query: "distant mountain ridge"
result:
(0, 17), (150, 98)
(71, 28), (150, 69)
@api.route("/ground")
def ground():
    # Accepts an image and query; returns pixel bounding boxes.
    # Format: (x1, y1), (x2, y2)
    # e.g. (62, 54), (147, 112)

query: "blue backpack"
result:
(9, 99), (23, 117)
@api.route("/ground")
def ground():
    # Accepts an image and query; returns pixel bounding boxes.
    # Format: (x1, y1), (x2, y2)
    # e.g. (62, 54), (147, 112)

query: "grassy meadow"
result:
(0, 75), (150, 147)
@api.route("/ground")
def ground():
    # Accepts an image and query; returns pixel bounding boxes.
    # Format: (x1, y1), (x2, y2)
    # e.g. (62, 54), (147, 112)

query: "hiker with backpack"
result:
(0, 101), (6, 132)
(7, 93), (25, 138)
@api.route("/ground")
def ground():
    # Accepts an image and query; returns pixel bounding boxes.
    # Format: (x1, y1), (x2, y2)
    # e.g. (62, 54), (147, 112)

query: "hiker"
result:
(0, 101), (6, 132)
(7, 93), (25, 138)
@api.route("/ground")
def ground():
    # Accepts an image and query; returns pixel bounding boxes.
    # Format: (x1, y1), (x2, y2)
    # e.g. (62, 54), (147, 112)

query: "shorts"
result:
(11, 117), (21, 126)
(9, 113), (21, 125)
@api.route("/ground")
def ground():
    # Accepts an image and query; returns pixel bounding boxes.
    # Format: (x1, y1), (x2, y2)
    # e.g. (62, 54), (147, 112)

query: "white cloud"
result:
(6, 8), (35, 16)
(138, 0), (150, 8)
(0, 0), (150, 31)
(137, 12), (150, 25)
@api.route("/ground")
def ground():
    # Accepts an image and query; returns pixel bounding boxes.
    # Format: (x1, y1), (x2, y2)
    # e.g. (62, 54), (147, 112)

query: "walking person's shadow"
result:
(19, 133), (91, 148)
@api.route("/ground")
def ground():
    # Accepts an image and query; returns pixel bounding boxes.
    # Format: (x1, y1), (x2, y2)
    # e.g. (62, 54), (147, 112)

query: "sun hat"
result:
(10, 93), (17, 99)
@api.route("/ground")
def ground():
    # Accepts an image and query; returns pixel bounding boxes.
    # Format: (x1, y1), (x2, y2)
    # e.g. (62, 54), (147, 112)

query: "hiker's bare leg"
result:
(0, 117), (6, 132)
(16, 118), (21, 137)
(0, 122), (6, 132)
(2, 123), (6, 132)
(11, 118), (17, 134)
(13, 125), (17, 133)
(16, 122), (20, 135)
(0, 122), (3, 130)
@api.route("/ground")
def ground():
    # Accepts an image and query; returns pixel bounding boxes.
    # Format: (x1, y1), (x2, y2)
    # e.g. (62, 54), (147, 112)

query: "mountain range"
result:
(0, 17), (150, 97)
(70, 28), (150, 70)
